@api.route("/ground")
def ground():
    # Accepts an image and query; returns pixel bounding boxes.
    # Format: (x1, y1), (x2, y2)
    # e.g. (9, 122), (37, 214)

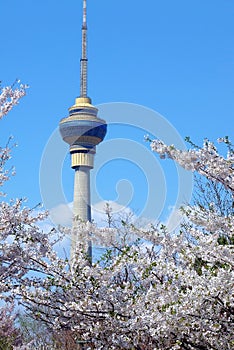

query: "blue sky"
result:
(1, 0), (234, 226)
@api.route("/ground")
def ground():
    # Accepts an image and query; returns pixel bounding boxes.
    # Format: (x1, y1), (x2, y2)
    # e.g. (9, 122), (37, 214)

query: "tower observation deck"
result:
(59, 0), (107, 259)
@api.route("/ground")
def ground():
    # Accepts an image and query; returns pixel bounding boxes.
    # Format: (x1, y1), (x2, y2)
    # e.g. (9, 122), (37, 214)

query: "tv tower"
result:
(59, 0), (107, 259)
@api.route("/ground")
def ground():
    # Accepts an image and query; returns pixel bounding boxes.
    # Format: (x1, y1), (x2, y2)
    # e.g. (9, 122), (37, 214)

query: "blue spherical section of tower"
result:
(59, 119), (107, 147)
(59, 97), (107, 149)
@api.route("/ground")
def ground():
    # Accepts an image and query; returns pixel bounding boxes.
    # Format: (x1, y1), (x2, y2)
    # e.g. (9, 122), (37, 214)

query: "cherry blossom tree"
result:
(0, 82), (59, 299)
(0, 82), (62, 348)
(18, 137), (232, 349)
(17, 217), (233, 349)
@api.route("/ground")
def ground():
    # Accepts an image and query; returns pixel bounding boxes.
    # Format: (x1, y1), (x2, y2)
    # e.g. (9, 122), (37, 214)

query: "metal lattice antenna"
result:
(80, 0), (88, 97)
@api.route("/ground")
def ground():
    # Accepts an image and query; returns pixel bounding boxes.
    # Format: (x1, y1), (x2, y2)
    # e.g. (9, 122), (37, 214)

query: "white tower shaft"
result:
(71, 166), (92, 261)
(73, 166), (91, 222)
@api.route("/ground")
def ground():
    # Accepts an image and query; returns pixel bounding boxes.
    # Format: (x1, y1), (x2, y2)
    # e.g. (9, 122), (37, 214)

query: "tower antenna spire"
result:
(80, 0), (88, 97)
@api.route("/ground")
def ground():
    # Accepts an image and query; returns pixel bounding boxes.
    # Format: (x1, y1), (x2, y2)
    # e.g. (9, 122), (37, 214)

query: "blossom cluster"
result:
(151, 138), (234, 192)
(0, 303), (22, 347)
(0, 81), (28, 119)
